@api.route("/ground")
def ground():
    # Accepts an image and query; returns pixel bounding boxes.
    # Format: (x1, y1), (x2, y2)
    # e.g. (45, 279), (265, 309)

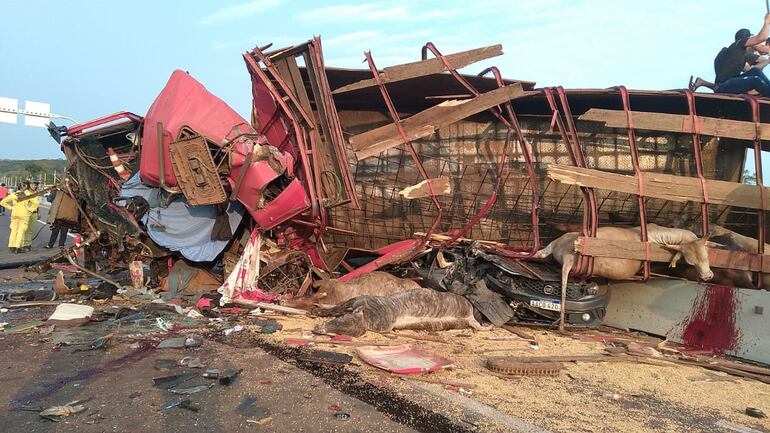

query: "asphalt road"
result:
(0, 202), (66, 265)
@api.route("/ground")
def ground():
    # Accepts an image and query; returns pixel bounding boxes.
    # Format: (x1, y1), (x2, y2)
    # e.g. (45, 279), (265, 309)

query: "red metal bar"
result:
(243, 53), (321, 223)
(543, 88), (597, 278)
(470, 66), (541, 256)
(741, 95), (766, 288)
(363, 51), (444, 252)
(616, 86), (650, 281)
(309, 37), (361, 210)
(249, 48), (315, 128)
(65, 112), (142, 137)
(543, 88), (586, 276)
(421, 43), (505, 119)
(682, 89), (710, 237)
(250, 46), (330, 235)
(556, 87), (598, 278)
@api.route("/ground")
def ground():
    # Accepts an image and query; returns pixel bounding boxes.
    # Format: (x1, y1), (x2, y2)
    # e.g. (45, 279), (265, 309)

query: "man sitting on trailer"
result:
(712, 14), (770, 97)
(691, 38), (770, 91)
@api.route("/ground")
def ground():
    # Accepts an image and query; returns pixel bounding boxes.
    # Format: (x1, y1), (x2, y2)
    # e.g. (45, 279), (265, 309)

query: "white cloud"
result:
(298, 3), (407, 22)
(201, 0), (285, 26)
(324, 31), (382, 47)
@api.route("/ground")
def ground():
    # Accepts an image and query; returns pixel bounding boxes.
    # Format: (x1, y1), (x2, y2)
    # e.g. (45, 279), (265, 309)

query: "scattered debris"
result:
(158, 335), (203, 349)
(163, 399), (200, 412)
(746, 407), (767, 419)
(39, 399), (88, 422)
(157, 337), (187, 349)
(223, 325), (244, 336)
(152, 373), (197, 390)
(236, 394), (270, 421)
(154, 359), (178, 370)
(168, 383), (214, 395)
(334, 412), (351, 421)
(485, 357), (563, 377)
(202, 369), (223, 379)
(356, 345), (454, 374)
(47, 303), (93, 326)
(179, 356), (204, 368)
(72, 333), (115, 352)
(217, 369), (242, 386)
(2, 320), (44, 333)
(252, 318), (282, 333)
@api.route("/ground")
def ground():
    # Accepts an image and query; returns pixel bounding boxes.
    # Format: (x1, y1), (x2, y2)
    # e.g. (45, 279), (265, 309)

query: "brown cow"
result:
(533, 225), (714, 329)
(282, 271), (420, 310)
(631, 224), (714, 280)
(312, 288), (484, 337)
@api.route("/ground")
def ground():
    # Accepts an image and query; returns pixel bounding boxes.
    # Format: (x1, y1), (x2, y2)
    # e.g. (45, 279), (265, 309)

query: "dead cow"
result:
(631, 223), (714, 281)
(283, 271), (420, 310)
(665, 233), (754, 288)
(312, 288), (484, 337)
(534, 225), (714, 329)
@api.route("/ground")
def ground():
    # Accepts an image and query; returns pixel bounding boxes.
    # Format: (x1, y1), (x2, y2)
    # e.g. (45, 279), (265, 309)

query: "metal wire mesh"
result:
(324, 110), (751, 250)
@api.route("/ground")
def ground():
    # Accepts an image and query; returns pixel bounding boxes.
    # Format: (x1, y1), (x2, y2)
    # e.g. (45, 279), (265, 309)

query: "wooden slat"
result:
(579, 108), (770, 141)
(577, 237), (768, 272)
(574, 237), (676, 262)
(547, 164), (770, 211)
(398, 176), (451, 199)
(332, 44), (503, 94)
(350, 83), (526, 160)
(708, 248), (770, 272)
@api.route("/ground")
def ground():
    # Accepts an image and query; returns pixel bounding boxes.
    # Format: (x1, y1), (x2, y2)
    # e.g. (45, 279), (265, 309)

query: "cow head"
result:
(312, 305), (367, 337)
(664, 237), (714, 281)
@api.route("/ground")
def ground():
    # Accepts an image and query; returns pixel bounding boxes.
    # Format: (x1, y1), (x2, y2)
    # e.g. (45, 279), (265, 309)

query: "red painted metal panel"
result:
(140, 70), (256, 187)
(252, 178), (310, 230)
(66, 111), (142, 137)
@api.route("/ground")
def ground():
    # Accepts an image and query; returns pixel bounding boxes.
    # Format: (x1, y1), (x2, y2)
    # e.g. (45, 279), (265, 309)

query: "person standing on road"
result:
(0, 184), (8, 216)
(22, 181), (40, 252)
(0, 185), (38, 253)
(45, 191), (70, 249)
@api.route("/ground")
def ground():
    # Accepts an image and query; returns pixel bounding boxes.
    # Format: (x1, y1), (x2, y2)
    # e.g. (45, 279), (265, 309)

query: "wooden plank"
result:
(708, 248), (770, 273)
(398, 176), (451, 199)
(579, 108), (770, 141)
(232, 299), (307, 315)
(351, 83), (526, 160)
(332, 44), (503, 94)
(547, 164), (770, 211)
(574, 237), (676, 262)
(576, 237), (768, 272)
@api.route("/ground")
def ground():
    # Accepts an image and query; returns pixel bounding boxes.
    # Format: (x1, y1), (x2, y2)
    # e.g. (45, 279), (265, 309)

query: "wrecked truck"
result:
(44, 37), (770, 346)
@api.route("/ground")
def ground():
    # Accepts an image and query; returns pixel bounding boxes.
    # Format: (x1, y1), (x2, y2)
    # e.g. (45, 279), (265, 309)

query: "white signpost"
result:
(0, 97), (76, 126)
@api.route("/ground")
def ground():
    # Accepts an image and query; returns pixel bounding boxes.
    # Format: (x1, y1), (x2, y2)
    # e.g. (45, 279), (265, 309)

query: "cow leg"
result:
(467, 315), (492, 331)
(559, 254), (575, 332)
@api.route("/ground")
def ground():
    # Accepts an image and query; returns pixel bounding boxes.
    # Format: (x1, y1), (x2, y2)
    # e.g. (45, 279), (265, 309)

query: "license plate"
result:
(530, 299), (561, 312)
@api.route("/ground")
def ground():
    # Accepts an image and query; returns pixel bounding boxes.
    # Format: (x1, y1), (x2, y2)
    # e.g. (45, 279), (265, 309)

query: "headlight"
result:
(586, 283), (599, 295)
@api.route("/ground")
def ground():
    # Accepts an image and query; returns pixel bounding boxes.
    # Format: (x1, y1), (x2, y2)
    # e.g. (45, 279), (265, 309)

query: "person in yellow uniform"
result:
(1, 184), (39, 253)
(22, 181), (40, 252)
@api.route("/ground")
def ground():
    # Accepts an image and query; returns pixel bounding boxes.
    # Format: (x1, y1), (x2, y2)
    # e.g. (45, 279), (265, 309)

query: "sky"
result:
(1, 0), (768, 173)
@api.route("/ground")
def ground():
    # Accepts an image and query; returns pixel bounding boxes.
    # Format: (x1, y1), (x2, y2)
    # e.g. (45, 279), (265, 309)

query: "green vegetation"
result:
(0, 159), (67, 185)
(743, 169), (758, 185)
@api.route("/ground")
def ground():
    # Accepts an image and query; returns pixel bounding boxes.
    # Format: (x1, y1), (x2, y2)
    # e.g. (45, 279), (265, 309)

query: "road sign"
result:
(23, 100), (51, 128)
(0, 97), (18, 124)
